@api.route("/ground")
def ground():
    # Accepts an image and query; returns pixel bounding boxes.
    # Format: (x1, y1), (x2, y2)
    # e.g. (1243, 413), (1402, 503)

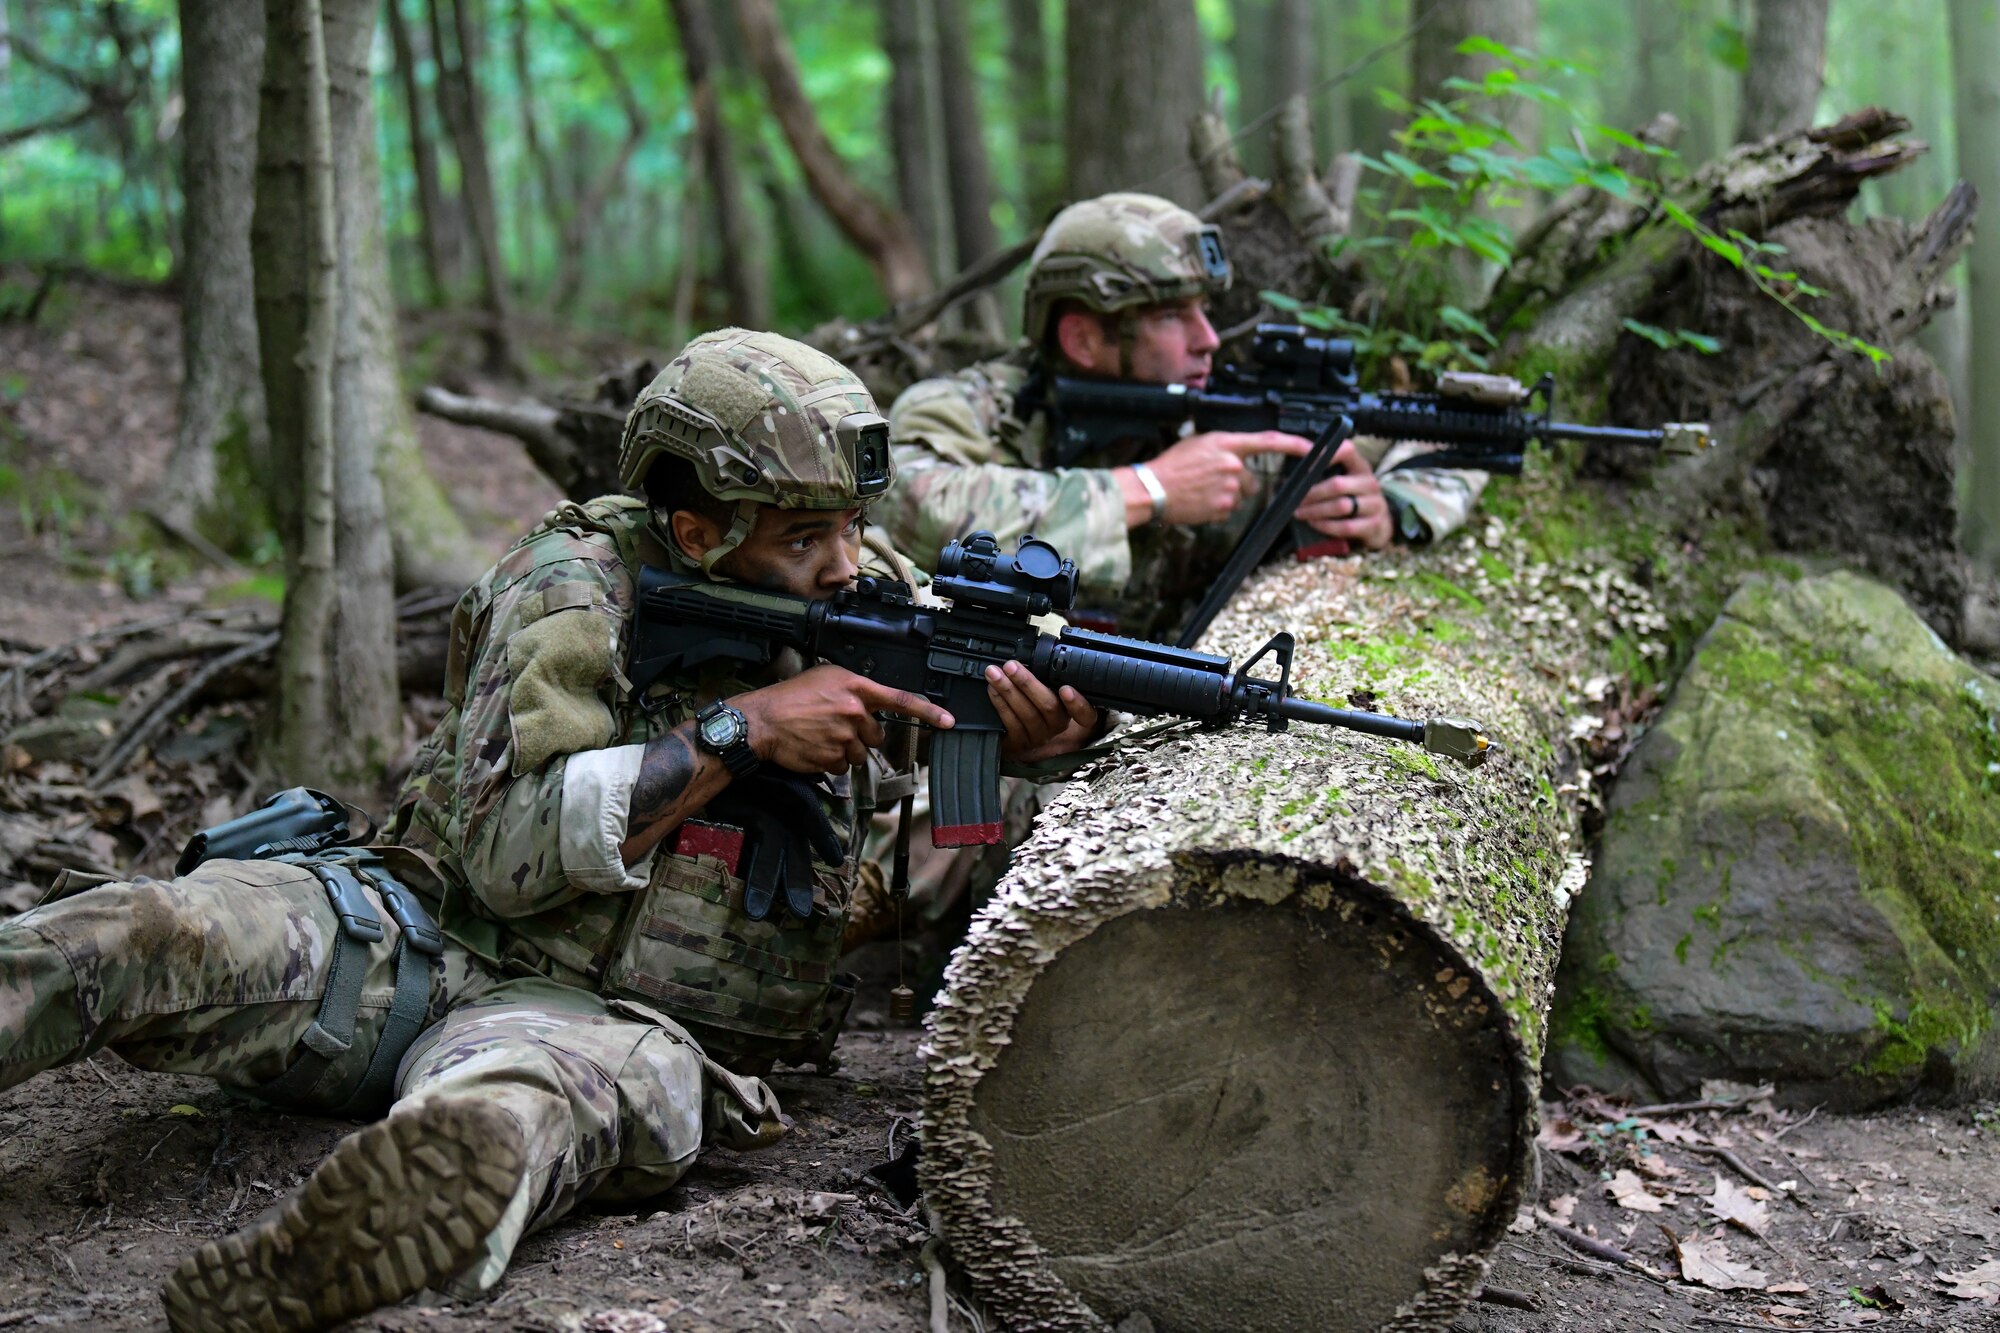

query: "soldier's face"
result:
(1059, 298), (1220, 387)
(705, 505), (865, 599)
(1127, 298), (1221, 387)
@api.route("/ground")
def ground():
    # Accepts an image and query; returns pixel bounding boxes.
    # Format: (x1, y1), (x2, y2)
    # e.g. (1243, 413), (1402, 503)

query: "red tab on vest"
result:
(672, 820), (745, 874)
(932, 822), (1005, 847)
(1294, 537), (1352, 561)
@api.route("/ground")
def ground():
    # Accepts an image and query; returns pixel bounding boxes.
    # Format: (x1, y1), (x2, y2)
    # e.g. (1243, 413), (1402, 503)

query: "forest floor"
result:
(0, 274), (1996, 1332)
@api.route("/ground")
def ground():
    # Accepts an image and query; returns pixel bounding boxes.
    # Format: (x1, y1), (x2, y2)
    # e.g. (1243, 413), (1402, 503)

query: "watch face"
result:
(700, 708), (742, 749)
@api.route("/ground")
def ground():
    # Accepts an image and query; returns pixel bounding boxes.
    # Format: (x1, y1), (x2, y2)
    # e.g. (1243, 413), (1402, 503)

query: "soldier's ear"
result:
(1054, 309), (1112, 373)
(668, 508), (723, 564)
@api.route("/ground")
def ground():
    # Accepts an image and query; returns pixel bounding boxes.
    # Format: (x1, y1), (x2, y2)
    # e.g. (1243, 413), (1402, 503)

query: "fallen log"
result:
(920, 524), (1646, 1331)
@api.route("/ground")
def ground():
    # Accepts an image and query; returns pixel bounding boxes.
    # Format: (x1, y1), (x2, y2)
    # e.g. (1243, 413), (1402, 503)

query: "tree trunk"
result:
(922, 525), (1582, 1333)
(425, 0), (518, 375)
(1003, 0), (1059, 222)
(543, 2), (646, 311)
(257, 0), (399, 795)
(385, 0), (454, 302)
(511, 0), (560, 300)
(334, 0), (486, 592)
(663, 0), (770, 326)
(934, 0), (1003, 339)
(1409, 0), (1538, 149)
(1063, 0), (1206, 208)
(1736, 0), (1830, 141)
(1952, 0), (2000, 567)
(734, 0), (931, 307)
(1229, 0), (1276, 177)
(162, 0), (271, 542)
(881, 0), (953, 280)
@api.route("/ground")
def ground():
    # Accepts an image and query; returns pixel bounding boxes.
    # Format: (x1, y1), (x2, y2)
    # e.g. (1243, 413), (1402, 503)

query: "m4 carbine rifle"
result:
(630, 531), (1491, 849)
(1017, 323), (1710, 646)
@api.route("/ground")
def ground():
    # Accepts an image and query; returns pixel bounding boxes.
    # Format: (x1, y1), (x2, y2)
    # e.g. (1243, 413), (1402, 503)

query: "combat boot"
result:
(160, 1095), (525, 1333)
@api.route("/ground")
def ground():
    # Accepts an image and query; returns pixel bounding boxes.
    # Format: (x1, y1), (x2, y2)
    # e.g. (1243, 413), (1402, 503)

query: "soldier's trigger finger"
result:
(1219, 431), (1313, 457)
(855, 679), (954, 731)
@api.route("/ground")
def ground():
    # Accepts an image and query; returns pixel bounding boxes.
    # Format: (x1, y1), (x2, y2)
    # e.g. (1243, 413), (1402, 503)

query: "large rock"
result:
(1550, 570), (2000, 1108)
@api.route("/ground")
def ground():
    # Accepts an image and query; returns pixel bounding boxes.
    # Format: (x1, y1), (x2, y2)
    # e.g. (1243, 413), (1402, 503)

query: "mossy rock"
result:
(1549, 570), (2000, 1108)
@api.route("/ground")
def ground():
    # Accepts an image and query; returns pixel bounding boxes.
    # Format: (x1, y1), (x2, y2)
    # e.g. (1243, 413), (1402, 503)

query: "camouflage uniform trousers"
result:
(0, 858), (775, 1294)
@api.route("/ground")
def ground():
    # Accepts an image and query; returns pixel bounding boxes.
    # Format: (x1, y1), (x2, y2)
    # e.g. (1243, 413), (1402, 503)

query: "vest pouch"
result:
(601, 844), (848, 1071)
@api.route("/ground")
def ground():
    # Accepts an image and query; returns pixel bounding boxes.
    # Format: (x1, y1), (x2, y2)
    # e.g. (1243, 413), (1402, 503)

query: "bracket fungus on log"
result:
(921, 522), (1652, 1331)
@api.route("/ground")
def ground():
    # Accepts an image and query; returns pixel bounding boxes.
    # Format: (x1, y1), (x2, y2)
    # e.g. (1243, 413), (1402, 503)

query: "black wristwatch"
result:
(694, 700), (758, 776)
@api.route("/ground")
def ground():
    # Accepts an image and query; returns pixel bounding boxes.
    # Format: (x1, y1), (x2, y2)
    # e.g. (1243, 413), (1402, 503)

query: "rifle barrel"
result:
(1276, 697), (1427, 744)
(1538, 420), (1665, 446)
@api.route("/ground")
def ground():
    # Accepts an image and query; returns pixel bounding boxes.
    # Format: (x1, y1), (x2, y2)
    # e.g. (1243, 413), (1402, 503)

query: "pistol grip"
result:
(929, 728), (1005, 847)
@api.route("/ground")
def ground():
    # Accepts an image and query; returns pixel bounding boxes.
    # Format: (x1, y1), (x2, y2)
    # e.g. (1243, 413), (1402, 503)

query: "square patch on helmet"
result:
(678, 360), (767, 434)
(736, 330), (849, 385)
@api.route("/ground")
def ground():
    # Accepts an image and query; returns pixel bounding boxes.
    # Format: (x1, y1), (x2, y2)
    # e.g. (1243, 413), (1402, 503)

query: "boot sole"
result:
(160, 1097), (526, 1333)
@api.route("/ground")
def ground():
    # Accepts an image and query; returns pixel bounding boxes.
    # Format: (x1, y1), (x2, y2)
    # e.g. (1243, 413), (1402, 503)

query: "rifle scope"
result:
(1247, 323), (1359, 393)
(934, 530), (1079, 618)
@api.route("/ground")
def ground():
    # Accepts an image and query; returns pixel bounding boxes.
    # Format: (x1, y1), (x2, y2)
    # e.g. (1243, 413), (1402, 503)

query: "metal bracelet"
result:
(1131, 463), (1169, 525)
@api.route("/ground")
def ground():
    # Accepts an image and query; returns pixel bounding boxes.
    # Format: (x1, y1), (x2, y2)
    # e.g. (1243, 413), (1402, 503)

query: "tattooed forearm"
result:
(629, 724), (704, 829)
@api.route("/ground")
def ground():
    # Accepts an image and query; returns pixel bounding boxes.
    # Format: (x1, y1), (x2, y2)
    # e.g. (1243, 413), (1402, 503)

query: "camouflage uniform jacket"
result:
(879, 351), (1489, 640)
(392, 495), (861, 1072)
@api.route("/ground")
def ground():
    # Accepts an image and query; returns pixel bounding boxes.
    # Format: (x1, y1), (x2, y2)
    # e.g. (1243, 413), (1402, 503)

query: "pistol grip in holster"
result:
(929, 727), (1005, 847)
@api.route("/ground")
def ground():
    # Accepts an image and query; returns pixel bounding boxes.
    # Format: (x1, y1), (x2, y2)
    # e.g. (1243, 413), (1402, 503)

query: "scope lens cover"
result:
(1013, 539), (1063, 581)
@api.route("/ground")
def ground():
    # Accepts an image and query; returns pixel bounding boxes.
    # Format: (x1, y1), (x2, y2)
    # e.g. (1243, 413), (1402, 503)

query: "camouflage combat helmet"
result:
(618, 328), (893, 575)
(1022, 192), (1232, 344)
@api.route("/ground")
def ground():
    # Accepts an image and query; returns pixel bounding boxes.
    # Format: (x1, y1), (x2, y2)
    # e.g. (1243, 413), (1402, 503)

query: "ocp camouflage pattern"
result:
(878, 354), (1487, 641)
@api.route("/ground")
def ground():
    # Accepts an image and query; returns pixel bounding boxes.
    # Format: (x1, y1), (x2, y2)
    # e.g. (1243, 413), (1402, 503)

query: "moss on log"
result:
(920, 509), (1699, 1331)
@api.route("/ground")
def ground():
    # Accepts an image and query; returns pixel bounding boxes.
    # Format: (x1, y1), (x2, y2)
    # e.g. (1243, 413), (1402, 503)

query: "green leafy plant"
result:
(1271, 35), (1884, 377)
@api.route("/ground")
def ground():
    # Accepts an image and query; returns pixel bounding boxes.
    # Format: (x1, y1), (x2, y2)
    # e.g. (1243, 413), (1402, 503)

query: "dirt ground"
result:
(1, 275), (1997, 1332)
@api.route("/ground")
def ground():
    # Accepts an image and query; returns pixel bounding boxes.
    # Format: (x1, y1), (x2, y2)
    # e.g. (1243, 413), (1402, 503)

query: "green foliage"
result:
(1269, 36), (1881, 379)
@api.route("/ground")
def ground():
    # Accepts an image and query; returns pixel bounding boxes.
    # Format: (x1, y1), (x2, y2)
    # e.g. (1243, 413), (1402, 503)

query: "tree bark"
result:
(333, 1), (486, 593)
(544, 1), (646, 311)
(425, 0), (518, 375)
(1736, 0), (1830, 141)
(1952, 0), (2000, 567)
(663, 0), (769, 326)
(881, 0), (953, 280)
(257, 0), (401, 795)
(1064, 0), (1206, 208)
(934, 0), (1003, 339)
(1003, 0), (1060, 222)
(734, 0), (931, 306)
(935, 0), (997, 269)
(385, 0), (454, 302)
(162, 0), (270, 541)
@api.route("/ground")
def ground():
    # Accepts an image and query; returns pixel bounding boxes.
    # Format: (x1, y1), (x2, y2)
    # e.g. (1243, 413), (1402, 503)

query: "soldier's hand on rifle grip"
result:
(986, 660), (1099, 763)
(735, 665), (956, 775)
(1292, 439), (1394, 550)
(1121, 430), (1313, 528)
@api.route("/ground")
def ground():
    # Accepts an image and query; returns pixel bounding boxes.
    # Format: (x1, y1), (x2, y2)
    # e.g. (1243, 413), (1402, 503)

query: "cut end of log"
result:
(924, 848), (1533, 1332)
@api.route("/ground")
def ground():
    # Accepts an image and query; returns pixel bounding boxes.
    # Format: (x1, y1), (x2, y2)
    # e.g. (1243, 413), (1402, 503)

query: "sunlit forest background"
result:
(0, 0), (1994, 643)
(0, 1), (1974, 329)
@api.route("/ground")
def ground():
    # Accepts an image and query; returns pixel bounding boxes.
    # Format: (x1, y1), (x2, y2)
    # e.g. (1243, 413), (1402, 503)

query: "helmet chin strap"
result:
(1112, 310), (1137, 379)
(657, 499), (760, 582)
